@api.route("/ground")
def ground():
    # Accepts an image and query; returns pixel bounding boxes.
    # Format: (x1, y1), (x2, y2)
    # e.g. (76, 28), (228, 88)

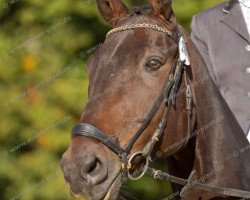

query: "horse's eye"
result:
(146, 59), (162, 71)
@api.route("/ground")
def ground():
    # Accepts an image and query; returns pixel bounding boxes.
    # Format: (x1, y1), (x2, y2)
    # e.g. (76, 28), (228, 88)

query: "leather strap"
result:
(72, 123), (125, 155)
(145, 167), (250, 199)
(124, 55), (178, 153)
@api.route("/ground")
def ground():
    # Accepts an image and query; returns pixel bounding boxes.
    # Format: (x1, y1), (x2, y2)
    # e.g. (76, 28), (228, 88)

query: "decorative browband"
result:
(106, 23), (172, 37)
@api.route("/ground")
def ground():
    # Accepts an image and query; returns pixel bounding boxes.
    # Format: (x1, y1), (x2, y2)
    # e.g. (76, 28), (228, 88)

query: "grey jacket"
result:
(190, 1), (250, 134)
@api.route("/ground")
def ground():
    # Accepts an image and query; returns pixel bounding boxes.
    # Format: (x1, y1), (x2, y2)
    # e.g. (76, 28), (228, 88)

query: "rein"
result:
(145, 167), (250, 199)
(71, 24), (250, 199)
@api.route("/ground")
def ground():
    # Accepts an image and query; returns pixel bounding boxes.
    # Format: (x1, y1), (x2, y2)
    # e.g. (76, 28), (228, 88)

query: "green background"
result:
(0, 0), (224, 199)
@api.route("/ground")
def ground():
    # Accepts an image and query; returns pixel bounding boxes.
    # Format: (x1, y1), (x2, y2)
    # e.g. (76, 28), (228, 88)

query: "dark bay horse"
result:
(60, 0), (250, 199)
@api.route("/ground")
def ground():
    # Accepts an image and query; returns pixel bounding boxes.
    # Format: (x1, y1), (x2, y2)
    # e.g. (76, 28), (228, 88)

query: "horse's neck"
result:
(176, 38), (250, 193)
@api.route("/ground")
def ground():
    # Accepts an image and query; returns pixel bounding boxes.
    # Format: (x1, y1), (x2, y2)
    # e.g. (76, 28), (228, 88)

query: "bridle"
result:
(71, 23), (250, 199)
(72, 23), (191, 176)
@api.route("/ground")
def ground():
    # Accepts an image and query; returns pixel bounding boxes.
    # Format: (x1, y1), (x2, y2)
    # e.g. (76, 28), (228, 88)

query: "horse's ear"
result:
(150, 0), (175, 21)
(96, 0), (129, 26)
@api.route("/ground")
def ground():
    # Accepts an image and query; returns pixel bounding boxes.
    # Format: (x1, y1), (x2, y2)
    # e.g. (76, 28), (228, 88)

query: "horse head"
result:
(60, 1), (250, 200)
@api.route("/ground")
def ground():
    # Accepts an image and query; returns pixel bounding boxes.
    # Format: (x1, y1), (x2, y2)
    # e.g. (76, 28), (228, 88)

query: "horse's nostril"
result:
(81, 156), (107, 185)
(86, 158), (100, 175)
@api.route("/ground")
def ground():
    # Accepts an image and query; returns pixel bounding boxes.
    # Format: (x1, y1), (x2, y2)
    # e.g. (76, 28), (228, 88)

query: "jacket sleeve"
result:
(190, 15), (217, 83)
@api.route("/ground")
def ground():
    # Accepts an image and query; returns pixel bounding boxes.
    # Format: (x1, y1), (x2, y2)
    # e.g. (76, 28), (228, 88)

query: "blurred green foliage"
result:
(0, 0), (224, 199)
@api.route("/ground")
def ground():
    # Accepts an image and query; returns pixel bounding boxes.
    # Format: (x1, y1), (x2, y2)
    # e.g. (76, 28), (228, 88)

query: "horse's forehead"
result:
(97, 27), (166, 59)
(101, 14), (167, 50)
(87, 15), (168, 74)
(89, 31), (165, 75)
